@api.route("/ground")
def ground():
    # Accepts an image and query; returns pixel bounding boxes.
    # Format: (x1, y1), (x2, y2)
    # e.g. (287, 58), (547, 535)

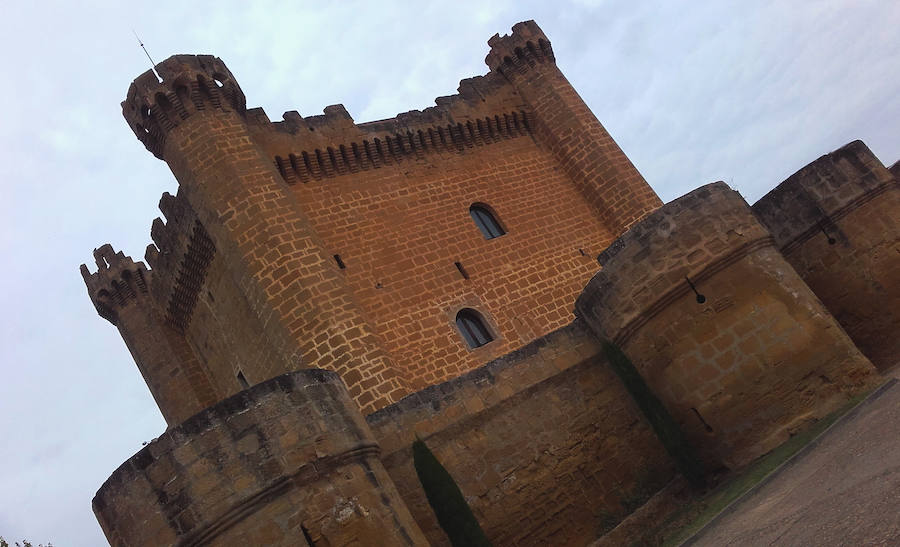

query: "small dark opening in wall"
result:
(237, 371), (249, 389)
(692, 407), (714, 432)
(578, 248), (586, 256)
(301, 524), (315, 545)
(333, 254), (346, 269)
(454, 261), (469, 280)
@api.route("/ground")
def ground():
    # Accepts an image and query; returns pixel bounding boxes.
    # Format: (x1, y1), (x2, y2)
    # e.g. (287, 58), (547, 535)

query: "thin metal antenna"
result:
(132, 29), (161, 81)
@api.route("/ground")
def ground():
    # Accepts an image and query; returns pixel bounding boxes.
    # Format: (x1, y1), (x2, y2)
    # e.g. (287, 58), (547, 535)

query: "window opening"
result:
(692, 407), (713, 432)
(455, 309), (494, 349)
(469, 204), (505, 239)
(333, 254), (346, 269)
(454, 261), (469, 280)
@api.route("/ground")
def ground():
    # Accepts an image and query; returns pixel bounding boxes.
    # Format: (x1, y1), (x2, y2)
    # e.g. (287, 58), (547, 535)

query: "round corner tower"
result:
(121, 55), (408, 414)
(485, 20), (662, 235)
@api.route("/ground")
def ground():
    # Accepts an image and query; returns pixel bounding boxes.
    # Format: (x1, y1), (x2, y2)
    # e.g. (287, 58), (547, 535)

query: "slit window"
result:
(469, 204), (505, 239)
(455, 309), (494, 349)
(237, 371), (249, 389)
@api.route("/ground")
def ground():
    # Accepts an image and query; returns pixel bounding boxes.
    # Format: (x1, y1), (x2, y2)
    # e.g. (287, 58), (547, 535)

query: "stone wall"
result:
(93, 370), (425, 546)
(576, 182), (877, 468)
(753, 141), (900, 370)
(367, 322), (675, 546)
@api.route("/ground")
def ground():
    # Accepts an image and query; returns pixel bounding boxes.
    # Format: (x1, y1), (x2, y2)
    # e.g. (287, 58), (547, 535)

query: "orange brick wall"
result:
(280, 136), (614, 391)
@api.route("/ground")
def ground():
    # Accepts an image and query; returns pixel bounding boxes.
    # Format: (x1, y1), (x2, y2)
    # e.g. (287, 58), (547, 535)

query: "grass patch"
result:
(652, 389), (873, 546)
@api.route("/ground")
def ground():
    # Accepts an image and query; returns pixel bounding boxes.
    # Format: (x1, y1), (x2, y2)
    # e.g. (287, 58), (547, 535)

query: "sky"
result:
(0, 0), (897, 544)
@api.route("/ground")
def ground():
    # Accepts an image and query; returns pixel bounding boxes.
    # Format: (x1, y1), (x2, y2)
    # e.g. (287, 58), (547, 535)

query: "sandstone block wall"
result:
(93, 370), (425, 546)
(367, 322), (675, 546)
(576, 182), (877, 468)
(753, 141), (900, 370)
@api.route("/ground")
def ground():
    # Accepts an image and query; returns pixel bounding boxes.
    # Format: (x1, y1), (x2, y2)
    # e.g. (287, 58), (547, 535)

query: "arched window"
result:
(455, 309), (494, 349)
(469, 204), (505, 239)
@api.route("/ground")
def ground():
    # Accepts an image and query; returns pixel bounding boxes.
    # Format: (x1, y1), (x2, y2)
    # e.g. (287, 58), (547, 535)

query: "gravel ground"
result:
(688, 375), (900, 547)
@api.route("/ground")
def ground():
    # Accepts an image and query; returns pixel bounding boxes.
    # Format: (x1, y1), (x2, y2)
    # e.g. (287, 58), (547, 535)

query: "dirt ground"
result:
(687, 375), (900, 546)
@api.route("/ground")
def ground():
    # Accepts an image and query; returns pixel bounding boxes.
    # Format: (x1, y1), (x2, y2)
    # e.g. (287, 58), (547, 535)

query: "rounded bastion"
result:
(93, 369), (424, 546)
(576, 182), (876, 468)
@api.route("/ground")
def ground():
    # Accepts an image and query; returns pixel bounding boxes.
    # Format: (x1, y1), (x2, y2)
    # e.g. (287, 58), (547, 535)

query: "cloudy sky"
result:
(0, 0), (897, 544)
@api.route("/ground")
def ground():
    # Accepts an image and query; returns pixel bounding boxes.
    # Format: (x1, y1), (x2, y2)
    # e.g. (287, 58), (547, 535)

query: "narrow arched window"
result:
(469, 204), (505, 239)
(455, 309), (494, 349)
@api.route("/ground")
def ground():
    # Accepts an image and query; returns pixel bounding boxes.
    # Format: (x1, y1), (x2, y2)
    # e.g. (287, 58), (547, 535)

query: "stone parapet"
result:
(753, 140), (894, 253)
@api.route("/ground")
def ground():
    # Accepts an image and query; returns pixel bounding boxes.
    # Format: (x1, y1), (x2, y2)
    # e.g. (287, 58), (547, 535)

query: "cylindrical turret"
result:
(575, 183), (876, 467)
(485, 21), (662, 236)
(93, 370), (427, 546)
(81, 244), (218, 425)
(122, 56), (407, 413)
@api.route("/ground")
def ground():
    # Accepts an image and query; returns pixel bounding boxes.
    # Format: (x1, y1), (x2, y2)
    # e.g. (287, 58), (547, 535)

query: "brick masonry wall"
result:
(93, 370), (426, 546)
(576, 182), (878, 468)
(280, 135), (613, 392)
(753, 141), (900, 370)
(367, 322), (675, 546)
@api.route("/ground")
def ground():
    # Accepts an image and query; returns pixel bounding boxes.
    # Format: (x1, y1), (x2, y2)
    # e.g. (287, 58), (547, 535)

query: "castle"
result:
(82, 21), (899, 546)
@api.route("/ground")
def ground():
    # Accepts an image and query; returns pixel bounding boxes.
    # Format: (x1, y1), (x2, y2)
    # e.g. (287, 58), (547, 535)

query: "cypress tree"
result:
(602, 341), (706, 488)
(412, 439), (492, 547)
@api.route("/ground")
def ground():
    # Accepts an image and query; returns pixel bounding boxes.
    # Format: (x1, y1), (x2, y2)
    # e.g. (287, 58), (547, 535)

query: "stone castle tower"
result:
(83, 21), (899, 546)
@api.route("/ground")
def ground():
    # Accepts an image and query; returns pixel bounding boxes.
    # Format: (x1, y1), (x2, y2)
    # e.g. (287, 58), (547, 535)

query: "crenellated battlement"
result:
(143, 190), (215, 333)
(273, 109), (531, 183)
(485, 20), (555, 74)
(122, 55), (246, 159)
(80, 244), (152, 325)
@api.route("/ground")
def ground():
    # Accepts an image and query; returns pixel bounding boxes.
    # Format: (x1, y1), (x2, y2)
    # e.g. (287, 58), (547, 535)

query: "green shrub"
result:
(602, 341), (706, 488)
(412, 439), (492, 547)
